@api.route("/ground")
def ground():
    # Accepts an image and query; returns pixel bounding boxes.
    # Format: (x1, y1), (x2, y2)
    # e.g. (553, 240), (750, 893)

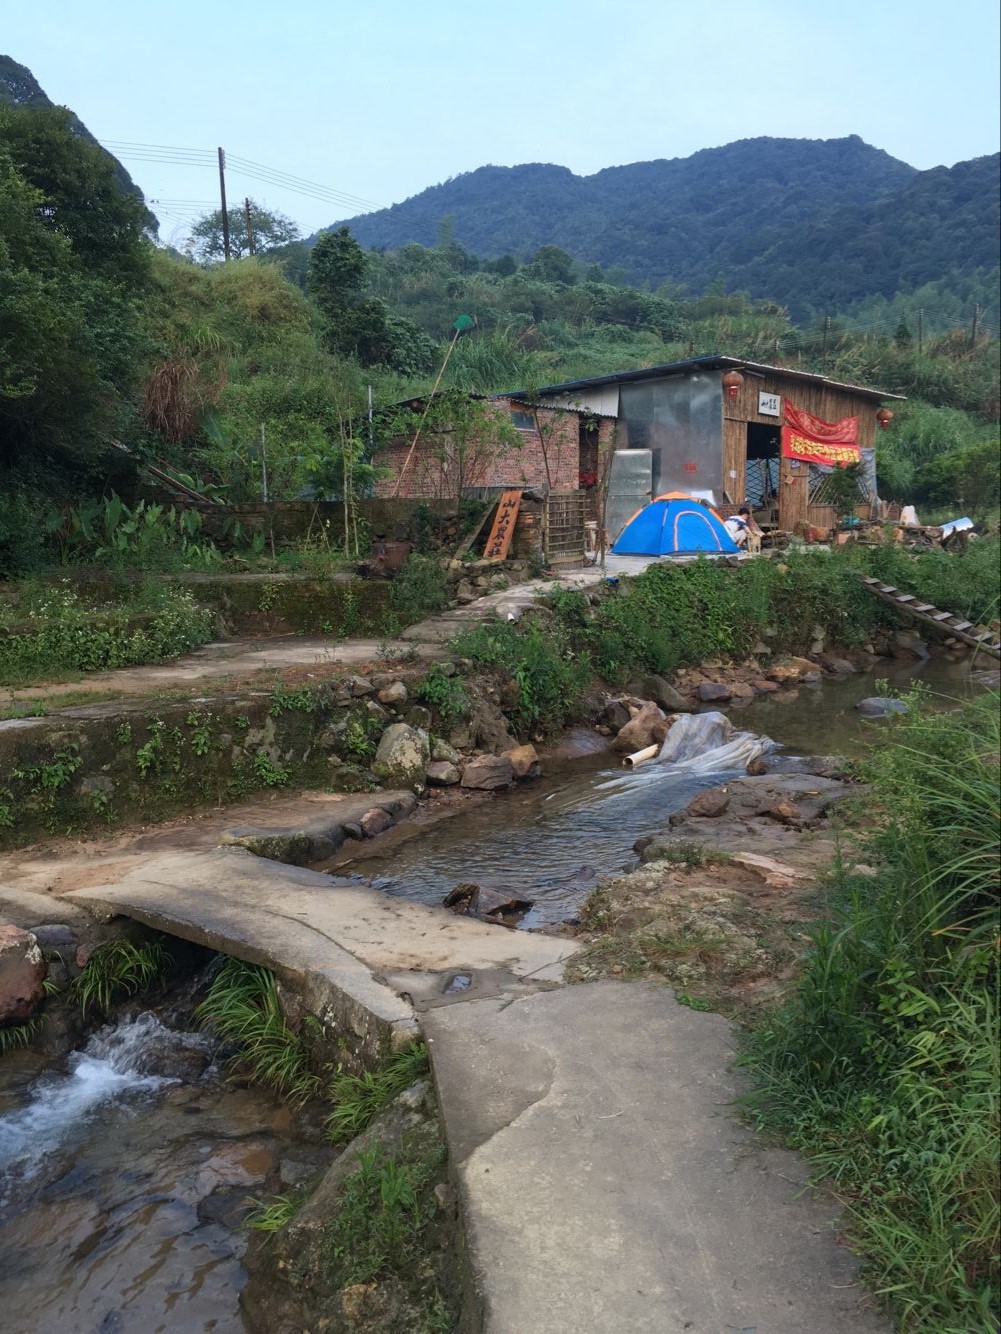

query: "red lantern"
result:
(876, 408), (894, 430)
(722, 370), (744, 400)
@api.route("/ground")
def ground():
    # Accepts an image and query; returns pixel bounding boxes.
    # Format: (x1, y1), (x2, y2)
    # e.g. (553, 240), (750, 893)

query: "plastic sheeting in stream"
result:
(656, 710), (774, 773)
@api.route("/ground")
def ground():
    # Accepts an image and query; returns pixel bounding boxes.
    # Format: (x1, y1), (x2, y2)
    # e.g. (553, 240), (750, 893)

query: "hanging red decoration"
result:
(875, 408), (894, 430)
(721, 370), (744, 400)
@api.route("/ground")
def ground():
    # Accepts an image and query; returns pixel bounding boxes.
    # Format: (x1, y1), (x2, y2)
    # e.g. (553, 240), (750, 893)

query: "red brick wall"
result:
(374, 398), (582, 498)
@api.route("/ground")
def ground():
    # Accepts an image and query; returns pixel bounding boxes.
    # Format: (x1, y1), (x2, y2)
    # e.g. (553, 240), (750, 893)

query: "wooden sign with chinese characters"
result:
(483, 490), (522, 562)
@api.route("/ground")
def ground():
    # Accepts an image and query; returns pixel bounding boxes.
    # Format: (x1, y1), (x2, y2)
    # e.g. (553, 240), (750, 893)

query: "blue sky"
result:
(6, 0), (1000, 246)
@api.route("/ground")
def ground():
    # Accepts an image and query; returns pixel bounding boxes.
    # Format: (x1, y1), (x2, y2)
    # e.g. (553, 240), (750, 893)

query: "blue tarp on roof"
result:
(612, 497), (739, 556)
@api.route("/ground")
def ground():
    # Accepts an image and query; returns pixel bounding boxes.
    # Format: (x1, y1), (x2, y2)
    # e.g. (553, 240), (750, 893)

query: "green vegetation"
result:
(741, 692), (1000, 1330)
(0, 1018), (41, 1056)
(0, 583), (215, 686)
(245, 1193), (305, 1233)
(326, 1130), (451, 1331)
(416, 665), (469, 722)
(326, 1042), (430, 1144)
(71, 938), (172, 1017)
(195, 957), (322, 1104)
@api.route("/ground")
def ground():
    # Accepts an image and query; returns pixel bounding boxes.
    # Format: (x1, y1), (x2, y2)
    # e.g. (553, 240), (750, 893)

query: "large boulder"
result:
(697, 682), (732, 703)
(426, 761), (461, 786)
(0, 925), (46, 1023)
(460, 755), (515, 790)
(612, 701), (668, 754)
(372, 724), (430, 793)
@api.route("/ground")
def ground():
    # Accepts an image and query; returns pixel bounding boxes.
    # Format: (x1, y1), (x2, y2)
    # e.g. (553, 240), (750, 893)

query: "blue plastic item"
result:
(611, 497), (739, 556)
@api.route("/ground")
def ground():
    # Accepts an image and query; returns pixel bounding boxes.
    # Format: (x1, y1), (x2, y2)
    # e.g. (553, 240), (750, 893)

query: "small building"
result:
(372, 393), (617, 501)
(513, 356), (904, 538)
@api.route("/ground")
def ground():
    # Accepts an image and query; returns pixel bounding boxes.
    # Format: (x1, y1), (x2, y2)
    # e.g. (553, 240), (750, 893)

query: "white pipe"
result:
(622, 743), (659, 768)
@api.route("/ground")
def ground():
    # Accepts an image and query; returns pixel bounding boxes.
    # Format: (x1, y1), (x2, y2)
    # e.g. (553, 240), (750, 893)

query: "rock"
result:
(696, 682), (732, 703)
(460, 755), (515, 790)
(767, 664), (801, 684)
(431, 738), (461, 764)
(404, 705), (433, 731)
(624, 675), (691, 713)
(856, 696), (909, 718)
(443, 882), (534, 925)
(727, 681), (756, 700)
(752, 679), (779, 692)
(28, 924), (79, 952)
(612, 701), (667, 754)
(377, 681), (408, 707)
(456, 579), (477, 604)
(503, 744), (541, 780)
(426, 761), (461, 786)
(685, 787), (731, 818)
(600, 700), (631, 733)
(817, 655), (856, 675)
(220, 827), (316, 865)
(79, 774), (114, 798)
(372, 723), (430, 793)
(764, 799), (804, 825)
(360, 808), (393, 838)
(347, 676), (375, 697)
(0, 925), (46, 1023)
(771, 689), (799, 704)
(892, 630), (930, 660)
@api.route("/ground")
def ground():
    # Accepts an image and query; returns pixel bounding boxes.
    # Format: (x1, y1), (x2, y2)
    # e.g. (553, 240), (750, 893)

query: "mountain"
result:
(0, 54), (157, 231)
(333, 136), (999, 321)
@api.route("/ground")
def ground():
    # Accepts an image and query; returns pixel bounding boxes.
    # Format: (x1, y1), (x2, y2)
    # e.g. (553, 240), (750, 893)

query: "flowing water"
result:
(344, 656), (985, 927)
(0, 1013), (329, 1334)
(0, 656), (986, 1331)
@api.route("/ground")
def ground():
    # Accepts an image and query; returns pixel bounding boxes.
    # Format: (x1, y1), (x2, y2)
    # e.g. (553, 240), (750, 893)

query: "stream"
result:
(344, 656), (982, 927)
(0, 656), (985, 1332)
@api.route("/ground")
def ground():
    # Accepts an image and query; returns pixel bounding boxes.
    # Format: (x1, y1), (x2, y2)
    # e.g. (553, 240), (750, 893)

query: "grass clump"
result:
(740, 692), (1000, 1329)
(454, 621), (593, 734)
(71, 938), (172, 1017)
(0, 1018), (40, 1056)
(244, 1193), (304, 1232)
(325, 1042), (429, 1144)
(195, 957), (322, 1104)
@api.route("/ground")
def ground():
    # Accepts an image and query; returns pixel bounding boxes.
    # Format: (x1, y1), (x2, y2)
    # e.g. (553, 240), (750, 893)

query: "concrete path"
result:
(70, 847), (577, 1066)
(6, 555), (659, 704)
(425, 982), (888, 1334)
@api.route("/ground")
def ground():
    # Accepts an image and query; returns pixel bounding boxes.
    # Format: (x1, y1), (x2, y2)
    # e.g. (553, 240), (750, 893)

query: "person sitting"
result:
(724, 507), (762, 553)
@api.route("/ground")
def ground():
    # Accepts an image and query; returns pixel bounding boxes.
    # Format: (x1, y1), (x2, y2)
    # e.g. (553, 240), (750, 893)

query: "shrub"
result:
(389, 554), (451, 622)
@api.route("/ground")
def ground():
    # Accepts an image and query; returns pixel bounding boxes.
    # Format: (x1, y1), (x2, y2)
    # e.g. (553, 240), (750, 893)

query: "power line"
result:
(101, 137), (379, 212)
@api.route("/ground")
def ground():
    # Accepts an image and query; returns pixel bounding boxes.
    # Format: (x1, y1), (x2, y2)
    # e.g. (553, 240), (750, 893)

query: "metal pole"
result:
(917, 307), (923, 352)
(244, 198), (255, 256)
(260, 424), (268, 502)
(217, 148), (231, 261)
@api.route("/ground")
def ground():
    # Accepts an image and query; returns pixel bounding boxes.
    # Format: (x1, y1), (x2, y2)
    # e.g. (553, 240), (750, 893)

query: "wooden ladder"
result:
(859, 575), (1001, 660)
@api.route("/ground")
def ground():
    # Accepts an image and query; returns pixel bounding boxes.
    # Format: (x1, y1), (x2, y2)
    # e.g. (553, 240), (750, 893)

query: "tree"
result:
(188, 202), (300, 262)
(0, 107), (150, 470)
(308, 227), (434, 372)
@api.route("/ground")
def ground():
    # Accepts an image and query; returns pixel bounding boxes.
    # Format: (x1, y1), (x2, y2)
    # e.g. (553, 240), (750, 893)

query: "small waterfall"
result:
(0, 1013), (209, 1192)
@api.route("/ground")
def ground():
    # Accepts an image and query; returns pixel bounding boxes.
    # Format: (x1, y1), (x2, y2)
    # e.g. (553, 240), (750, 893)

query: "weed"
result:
(675, 992), (713, 1012)
(389, 555), (451, 621)
(186, 711), (214, 756)
(0, 1018), (40, 1056)
(244, 1193), (304, 1232)
(252, 750), (291, 787)
(12, 744), (81, 811)
(115, 722), (133, 744)
(269, 683), (317, 715)
(648, 841), (734, 870)
(325, 1042), (430, 1144)
(135, 718), (166, 778)
(416, 665), (469, 722)
(325, 1129), (446, 1292)
(71, 938), (172, 1017)
(195, 957), (321, 1104)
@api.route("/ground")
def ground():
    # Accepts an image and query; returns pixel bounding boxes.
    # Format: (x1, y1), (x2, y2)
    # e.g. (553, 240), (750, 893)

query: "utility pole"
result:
(822, 313), (831, 362)
(970, 304), (979, 347)
(917, 307), (924, 352)
(217, 147), (231, 261)
(244, 198), (255, 256)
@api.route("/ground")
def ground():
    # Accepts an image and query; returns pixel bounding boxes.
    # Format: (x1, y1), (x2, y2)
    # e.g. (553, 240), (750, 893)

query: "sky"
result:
(5, 0), (1000, 247)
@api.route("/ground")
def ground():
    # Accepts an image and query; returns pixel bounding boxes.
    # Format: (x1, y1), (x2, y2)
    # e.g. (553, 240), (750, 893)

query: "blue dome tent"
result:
(611, 493), (739, 556)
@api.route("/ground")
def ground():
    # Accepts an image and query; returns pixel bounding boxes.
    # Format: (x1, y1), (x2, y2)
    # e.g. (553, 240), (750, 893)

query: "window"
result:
(509, 409), (536, 432)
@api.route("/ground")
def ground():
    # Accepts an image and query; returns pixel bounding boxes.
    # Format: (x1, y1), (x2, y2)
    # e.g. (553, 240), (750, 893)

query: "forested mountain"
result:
(334, 137), (999, 321)
(0, 54), (156, 230)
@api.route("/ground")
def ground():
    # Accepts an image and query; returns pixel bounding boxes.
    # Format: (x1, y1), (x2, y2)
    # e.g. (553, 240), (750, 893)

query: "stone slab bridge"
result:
(70, 841), (888, 1334)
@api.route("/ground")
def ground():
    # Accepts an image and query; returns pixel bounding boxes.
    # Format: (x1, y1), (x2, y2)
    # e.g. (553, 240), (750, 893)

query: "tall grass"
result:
(741, 692), (1000, 1330)
(195, 957), (321, 1104)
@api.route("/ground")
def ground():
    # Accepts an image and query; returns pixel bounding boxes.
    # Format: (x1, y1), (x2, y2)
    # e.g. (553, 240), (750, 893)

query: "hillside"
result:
(0, 54), (156, 229)
(334, 136), (999, 321)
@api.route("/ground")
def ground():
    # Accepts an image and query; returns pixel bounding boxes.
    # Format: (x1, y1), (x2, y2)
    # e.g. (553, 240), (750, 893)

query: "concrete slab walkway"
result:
(425, 981), (888, 1334)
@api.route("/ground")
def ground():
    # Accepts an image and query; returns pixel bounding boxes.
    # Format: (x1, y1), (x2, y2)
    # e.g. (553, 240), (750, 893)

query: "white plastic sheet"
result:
(656, 711), (774, 774)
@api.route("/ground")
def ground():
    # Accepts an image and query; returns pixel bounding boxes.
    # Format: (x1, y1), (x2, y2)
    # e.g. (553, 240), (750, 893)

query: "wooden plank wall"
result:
(721, 373), (880, 531)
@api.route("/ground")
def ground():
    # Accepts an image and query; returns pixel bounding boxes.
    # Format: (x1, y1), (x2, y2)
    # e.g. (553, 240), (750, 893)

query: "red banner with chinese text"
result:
(781, 401), (860, 467)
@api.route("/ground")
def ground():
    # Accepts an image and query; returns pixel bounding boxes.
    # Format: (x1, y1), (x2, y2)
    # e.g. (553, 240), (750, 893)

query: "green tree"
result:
(188, 201), (300, 262)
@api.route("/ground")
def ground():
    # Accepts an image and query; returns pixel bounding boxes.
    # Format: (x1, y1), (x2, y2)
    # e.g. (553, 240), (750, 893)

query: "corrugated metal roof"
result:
(503, 355), (906, 402)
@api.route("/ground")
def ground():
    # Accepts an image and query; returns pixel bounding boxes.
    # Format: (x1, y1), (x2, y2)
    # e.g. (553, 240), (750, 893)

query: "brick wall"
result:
(374, 398), (582, 499)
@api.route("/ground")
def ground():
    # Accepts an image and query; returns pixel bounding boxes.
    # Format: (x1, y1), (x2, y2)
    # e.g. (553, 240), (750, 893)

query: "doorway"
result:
(745, 422), (781, 526)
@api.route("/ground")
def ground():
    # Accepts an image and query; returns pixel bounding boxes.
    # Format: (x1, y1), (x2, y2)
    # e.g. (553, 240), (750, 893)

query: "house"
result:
(372, 392), (617, 502)
(511, 356), (904, 538)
